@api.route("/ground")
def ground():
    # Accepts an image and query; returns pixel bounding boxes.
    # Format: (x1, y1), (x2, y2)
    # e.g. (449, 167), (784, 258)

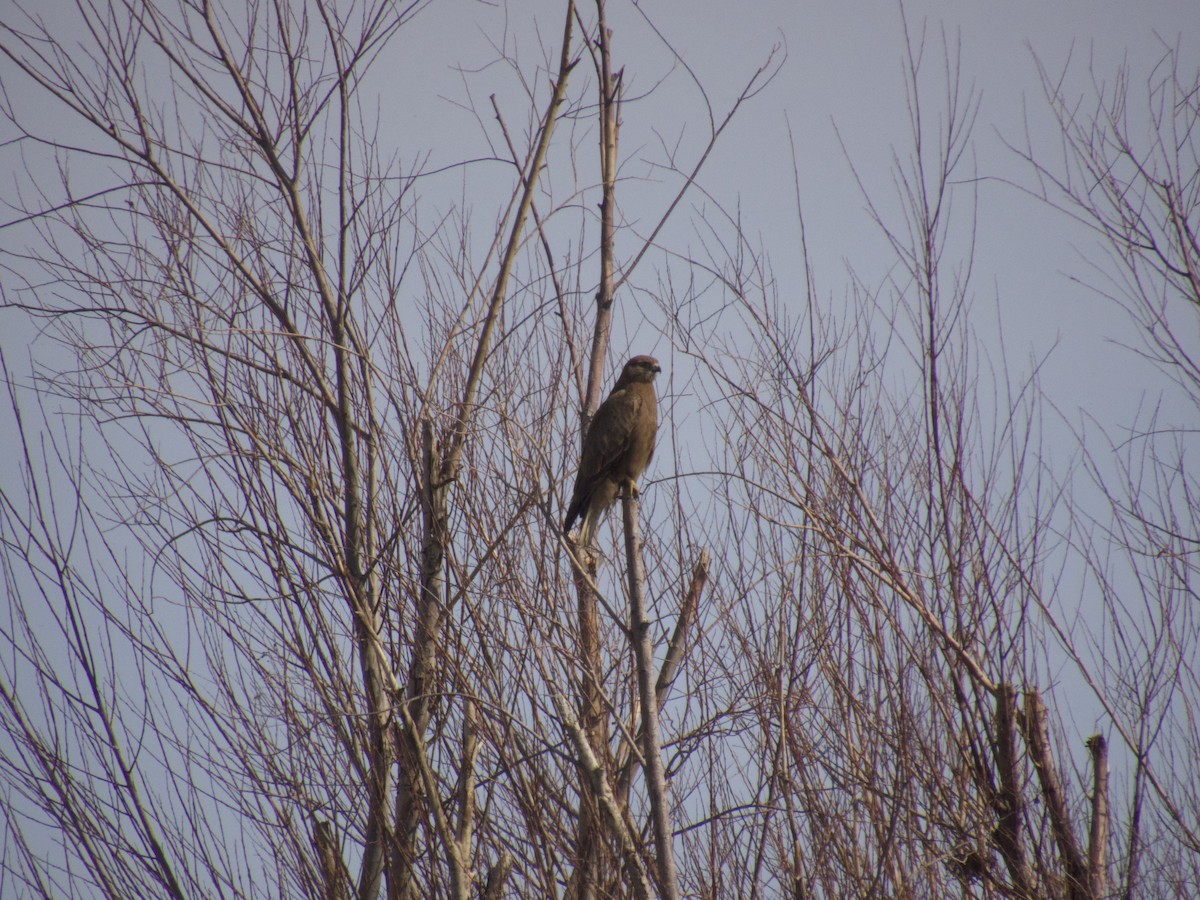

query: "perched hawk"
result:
(564, 355), (661, 548)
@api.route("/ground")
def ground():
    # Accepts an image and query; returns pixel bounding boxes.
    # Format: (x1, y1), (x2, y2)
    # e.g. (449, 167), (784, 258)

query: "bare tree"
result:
(0, 0), (760, 895)
(658, 20), (1150, 898)
(1013, 40), (1200, 898)
(1, 1), (1197, 898)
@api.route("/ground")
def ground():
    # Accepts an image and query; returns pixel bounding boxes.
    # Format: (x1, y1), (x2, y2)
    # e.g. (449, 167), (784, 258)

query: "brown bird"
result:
(564, 355), (662, 548)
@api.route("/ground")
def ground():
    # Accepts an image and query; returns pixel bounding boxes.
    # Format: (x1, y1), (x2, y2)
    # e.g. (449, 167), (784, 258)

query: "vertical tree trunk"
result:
(993, 684), (1036, 898)
(1022, 690), (1089, 900)
(621, 493), (680, 899)
(569, 4), (620, 895)
(1087, 734), (1109, 899)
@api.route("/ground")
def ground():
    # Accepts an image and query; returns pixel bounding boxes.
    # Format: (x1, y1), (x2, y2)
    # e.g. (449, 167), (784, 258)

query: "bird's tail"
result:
(577, 505), (601, 550)
(562, 490), (589, 535)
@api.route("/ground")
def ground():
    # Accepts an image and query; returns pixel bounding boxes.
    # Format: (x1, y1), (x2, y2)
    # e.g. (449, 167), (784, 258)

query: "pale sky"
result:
(356, 0), (1198, 438)
(377, 0), (1199, 740)
(3, 0), (1194, 423)
(1, 0), (1195, 734)
(0, 1), (1197, 891)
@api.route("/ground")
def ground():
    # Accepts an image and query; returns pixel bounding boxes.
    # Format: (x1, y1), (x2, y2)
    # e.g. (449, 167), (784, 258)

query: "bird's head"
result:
(620, 355), (662, 384)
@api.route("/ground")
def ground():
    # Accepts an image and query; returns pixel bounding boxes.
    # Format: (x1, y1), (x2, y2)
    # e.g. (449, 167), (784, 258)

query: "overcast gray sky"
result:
(343, 0), (1197, 440)
(3, 1), (1195, 569)
(3, 0), (1194, 422)
(367, 0), (1200, 740)
(0, 1), (1196, 890)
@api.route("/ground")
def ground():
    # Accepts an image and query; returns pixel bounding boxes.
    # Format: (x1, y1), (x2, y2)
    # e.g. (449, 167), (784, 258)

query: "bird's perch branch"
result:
(569, 6), (622, 884)
(621, 490), (680, 900)
(615, 547), (707, 803)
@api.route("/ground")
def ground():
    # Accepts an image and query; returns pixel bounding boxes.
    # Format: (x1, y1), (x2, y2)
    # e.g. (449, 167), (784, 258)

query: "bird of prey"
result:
(564, 355), (661, 548)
